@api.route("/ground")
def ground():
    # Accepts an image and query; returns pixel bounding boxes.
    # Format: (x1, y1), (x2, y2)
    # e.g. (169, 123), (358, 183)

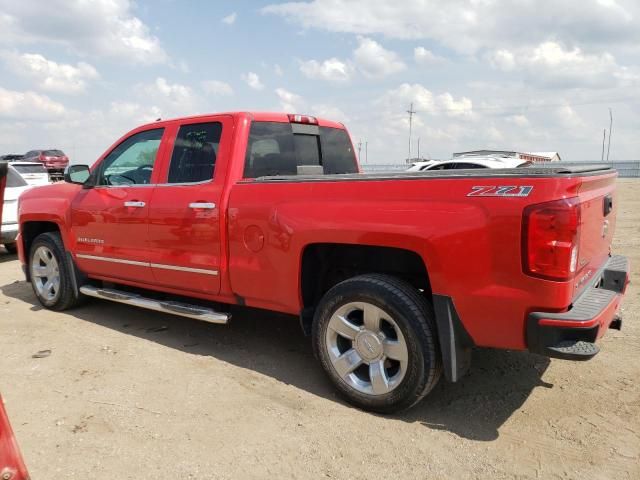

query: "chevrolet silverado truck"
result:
(15, 112), (630, 413)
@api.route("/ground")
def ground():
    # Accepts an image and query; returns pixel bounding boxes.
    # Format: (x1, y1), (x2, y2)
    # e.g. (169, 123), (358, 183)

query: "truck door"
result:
(71, 127), (167, 284)
(146, 116), (233, 295)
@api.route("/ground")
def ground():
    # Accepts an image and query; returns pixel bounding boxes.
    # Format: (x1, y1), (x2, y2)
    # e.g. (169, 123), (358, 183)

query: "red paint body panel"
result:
(0, 395), (30, 480)
(16, 112), (625, 354)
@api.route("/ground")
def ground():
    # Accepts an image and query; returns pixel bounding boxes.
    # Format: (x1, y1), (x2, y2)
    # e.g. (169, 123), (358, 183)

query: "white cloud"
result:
(435, 93), (473, 117)
(353, 36), (405, 78)
(507, 115), (530, 127)
(488, 41), (639, 88)
(263, 0), (639, 54)
(0, 0), (167, 64)
(242, 72), (264, 90)
(222, 12), (237, 25)
(414, 47), (444, 64)
(0, 86), (66, 120)
(554, 105), (587, 130)
(487, 49), (516, 71)
(274, 64), (284, 76)
(275, 88), (304, 112)
(2, 51), (98, 94)
(202, 80), (233, 96)
(135, 77), (198, 117)
(300, 57), (353, 83)
(377, 83), (434, 112)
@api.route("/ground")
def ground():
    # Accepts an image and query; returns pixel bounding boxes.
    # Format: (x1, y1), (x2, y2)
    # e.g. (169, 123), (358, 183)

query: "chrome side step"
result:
(79, 286), (229, 324)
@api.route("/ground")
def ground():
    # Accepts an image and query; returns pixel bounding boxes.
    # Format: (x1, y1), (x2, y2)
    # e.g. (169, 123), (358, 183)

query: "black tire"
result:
(312, 274), (442, 414)
(29, 232), (82, 311)
(3, 243), (17, 254)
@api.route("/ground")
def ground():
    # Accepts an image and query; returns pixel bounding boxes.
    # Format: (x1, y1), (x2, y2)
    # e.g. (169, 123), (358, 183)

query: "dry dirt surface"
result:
(1, 180), (639, 480)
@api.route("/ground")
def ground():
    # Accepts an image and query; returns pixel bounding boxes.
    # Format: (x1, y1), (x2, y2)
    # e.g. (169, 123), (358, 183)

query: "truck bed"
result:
(245, 164), (615, 183)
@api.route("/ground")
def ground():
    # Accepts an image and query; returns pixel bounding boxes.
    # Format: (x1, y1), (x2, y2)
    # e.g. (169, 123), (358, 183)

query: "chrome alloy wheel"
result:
(325, 301), (409, 396)
(31, 246), (61, 302)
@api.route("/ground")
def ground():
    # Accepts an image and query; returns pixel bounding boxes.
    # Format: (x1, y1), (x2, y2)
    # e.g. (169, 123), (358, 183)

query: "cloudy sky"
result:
(0, 0), (639, 164)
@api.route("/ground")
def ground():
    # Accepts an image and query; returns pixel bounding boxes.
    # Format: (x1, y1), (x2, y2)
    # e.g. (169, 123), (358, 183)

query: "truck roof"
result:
(138, 112), (346, 130)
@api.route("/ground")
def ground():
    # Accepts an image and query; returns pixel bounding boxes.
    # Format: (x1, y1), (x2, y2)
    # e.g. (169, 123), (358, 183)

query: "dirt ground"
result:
(1, 180), (638, 480)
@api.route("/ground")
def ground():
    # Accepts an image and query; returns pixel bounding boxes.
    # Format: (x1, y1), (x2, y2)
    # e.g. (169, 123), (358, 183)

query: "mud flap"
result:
(432, 294), (474, 382)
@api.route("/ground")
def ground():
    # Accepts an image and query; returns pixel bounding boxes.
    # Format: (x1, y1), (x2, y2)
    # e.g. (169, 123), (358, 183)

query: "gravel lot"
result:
(1, 180), (638, 479)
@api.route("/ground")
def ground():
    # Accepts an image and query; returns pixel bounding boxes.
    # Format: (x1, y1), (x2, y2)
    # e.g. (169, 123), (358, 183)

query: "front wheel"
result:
(313, 274), (442, 413)
(29, 232), (82, 311)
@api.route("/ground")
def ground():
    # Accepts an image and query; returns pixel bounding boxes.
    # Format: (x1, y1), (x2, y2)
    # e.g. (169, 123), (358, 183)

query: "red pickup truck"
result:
(15, 112), (629, 413)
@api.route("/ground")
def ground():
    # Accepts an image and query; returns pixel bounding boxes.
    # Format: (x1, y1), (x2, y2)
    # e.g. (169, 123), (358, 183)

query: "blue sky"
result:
(1, 0), (639, 164)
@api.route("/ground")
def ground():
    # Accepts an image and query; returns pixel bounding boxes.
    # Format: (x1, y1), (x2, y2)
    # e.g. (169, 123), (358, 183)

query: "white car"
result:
(2, 164), (46, 253)
(419, 156), (531, 171)
(9, 161), (50, 186)
(406, 160), (442, 171)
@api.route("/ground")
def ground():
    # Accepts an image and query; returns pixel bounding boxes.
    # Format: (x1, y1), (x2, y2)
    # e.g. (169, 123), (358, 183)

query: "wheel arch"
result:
(21, 221), (63, 281)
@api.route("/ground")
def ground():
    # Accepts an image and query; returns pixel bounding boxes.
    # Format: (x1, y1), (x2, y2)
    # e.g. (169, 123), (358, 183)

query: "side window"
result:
(244, 122), (296, 178)
(167, 122), (222, 184)
(97, 128), (164, 186)
(454, 162), (487, 169)
(6, 168), (28, 188)
(429, 163), (457, 170)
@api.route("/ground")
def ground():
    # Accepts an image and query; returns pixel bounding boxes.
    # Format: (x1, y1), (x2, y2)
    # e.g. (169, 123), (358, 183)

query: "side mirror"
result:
(64, 164), (92, 187)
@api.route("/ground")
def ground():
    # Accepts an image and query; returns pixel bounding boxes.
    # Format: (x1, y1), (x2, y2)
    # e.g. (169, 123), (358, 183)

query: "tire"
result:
(312, 274), (442, 414)
(3, 243), (17, 254)
(29, 232), (82, 311)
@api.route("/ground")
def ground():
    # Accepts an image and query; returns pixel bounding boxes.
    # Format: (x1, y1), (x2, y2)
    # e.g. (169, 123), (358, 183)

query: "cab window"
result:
(97, 128), (164, 186)
(243, 122), (357, 178)
(166, 122), (222, 184)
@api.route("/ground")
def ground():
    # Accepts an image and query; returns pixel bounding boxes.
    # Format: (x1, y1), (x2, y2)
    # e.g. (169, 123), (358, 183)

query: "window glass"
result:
(167, 122), (222, 184)
(293, 134), (321, 167)
(429, 163), (457, 170)
(12, 164), (47, 174)
(454, 162), (487, 169)
(43, 150), (64, 156)
(244, 122), (358, 178)
(244, 122), (296, 178)
(7, 168), (28, 188)
(319, 127), (357, 174)
(98, 128), (164, 186)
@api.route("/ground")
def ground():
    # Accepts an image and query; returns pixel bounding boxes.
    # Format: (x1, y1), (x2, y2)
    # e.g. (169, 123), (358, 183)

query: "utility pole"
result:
(606, 108), (613, 162)
(601, 129), (606, 161)
(357, 140), (362, 161)
(407, 102), (416, 163)
(365, 141), (368, 164)
(417, 137), (420, 160)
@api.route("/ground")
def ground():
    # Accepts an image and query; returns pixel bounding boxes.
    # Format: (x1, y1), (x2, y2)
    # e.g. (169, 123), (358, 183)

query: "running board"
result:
(79, 286), (229, 324)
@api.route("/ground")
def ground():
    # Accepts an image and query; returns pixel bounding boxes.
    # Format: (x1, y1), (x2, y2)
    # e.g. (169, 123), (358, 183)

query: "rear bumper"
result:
(527, 255), (630, 360)
(1, 223), (18, 244)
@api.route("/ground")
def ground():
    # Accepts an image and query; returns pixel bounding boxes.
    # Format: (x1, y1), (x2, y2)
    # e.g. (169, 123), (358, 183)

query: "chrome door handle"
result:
(124, 201), (146, 208)
(189, 202), (216, 209)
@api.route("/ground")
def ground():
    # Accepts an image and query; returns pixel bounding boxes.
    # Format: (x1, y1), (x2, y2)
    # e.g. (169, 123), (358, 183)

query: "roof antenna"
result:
(155, 118), (162, 121)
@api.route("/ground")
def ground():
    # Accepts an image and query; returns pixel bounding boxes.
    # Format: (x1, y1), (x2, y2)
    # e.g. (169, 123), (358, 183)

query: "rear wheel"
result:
(29, 232), (82, 311)
(313, 274), (442, 413)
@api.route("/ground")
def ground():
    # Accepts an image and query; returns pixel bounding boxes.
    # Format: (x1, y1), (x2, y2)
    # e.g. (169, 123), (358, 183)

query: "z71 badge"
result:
(467, 185), (533, 197)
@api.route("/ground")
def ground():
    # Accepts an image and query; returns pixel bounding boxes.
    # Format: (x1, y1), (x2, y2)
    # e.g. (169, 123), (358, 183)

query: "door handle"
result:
(124, 201), (146, 208)
(189, 202), (216, 209)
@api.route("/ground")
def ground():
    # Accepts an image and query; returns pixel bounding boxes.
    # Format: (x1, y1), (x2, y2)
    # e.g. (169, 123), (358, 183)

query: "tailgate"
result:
(573, 173), (617, 296)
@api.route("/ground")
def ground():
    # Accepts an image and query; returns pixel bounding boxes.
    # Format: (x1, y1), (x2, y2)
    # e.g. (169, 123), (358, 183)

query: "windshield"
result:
(43, 150), (65, 156)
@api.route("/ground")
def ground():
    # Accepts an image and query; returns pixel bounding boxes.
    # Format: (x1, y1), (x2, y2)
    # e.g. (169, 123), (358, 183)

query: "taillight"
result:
(288, 114), (318, 125)
(522, 197), (581, 281)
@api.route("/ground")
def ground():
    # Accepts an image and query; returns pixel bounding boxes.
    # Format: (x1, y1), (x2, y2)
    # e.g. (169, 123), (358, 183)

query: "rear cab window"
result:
(244, 121), (357, 178)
